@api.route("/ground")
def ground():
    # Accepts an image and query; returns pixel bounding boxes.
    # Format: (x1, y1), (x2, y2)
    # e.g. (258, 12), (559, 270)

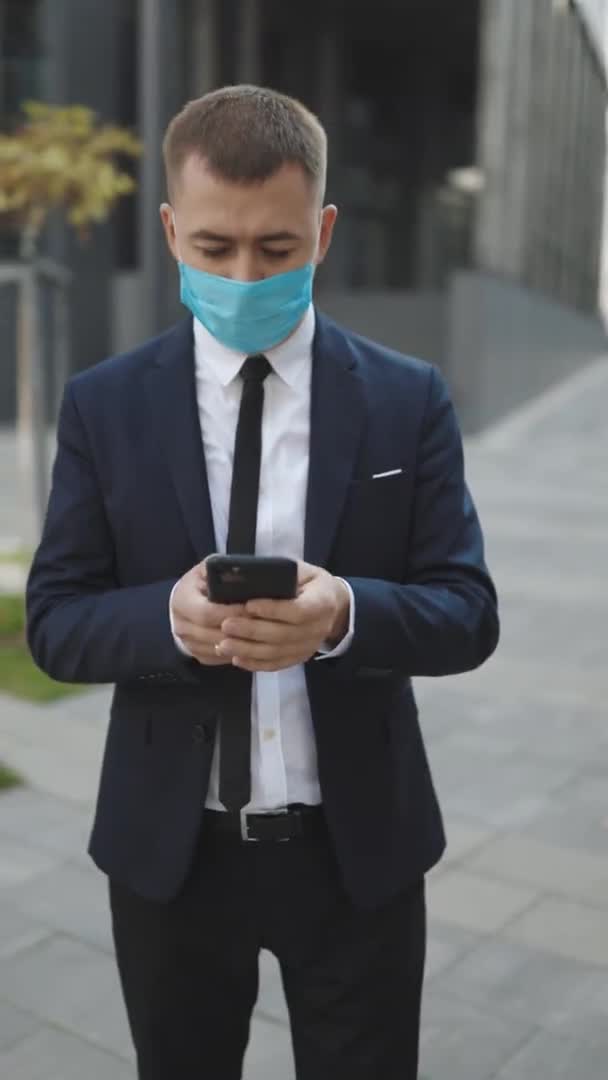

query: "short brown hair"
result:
(163, 85), (327, 200)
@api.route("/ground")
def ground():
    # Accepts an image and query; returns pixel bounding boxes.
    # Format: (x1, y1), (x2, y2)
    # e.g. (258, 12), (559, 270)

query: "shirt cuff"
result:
(316, 579), (355, 660)
(169, 582), (195, 658)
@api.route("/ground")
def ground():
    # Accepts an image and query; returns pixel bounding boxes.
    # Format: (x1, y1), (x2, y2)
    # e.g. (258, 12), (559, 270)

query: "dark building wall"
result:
(0, 283), (18, 421)
(447, 269), (608, 432)
(320, 291), (446, 371)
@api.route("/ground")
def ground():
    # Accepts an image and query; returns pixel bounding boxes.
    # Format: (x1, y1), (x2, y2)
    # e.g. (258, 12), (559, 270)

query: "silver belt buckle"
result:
(240, 808), (260, 842)
(240, 807), (291, 842)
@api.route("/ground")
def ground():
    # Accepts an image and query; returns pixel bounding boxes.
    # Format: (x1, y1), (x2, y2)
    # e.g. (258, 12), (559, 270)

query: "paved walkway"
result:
(1, 356), (608, 1078)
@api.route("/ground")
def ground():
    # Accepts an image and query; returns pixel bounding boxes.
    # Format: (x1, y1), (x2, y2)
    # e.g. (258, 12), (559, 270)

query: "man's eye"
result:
(263, 249), (291, 260)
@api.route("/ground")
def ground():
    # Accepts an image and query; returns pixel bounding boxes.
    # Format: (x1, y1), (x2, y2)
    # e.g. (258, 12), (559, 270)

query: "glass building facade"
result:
(1, 0), (606, 429)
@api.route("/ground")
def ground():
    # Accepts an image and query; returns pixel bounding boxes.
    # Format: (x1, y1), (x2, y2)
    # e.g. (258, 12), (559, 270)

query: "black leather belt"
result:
(203, 804), (325, 842)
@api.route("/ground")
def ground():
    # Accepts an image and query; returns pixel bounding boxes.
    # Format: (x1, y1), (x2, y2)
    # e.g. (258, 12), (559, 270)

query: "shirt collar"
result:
(192, 304), (315, 391)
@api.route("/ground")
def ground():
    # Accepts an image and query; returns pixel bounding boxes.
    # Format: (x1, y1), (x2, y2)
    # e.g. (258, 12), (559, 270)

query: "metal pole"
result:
(474, 0), (515, 275)
(53, 280), (70, 423)
(189, 0), (219, 96)
(36, 258), (72, 425)
(138, 0), (167, 338)
(237, 0), (261, 84)
(16, 265), (49, 547)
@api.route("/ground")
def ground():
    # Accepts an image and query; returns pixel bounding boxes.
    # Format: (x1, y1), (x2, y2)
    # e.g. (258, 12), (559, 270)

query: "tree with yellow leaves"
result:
(0, 101), (142, 257)
(0, 102), (142, 546)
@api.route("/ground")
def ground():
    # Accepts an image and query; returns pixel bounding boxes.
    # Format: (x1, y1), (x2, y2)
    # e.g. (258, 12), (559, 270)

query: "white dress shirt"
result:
(170, 306), (355, 812)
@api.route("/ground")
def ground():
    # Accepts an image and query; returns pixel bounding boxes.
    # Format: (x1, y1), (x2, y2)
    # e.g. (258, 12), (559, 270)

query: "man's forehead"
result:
(177, 155), (315, 205)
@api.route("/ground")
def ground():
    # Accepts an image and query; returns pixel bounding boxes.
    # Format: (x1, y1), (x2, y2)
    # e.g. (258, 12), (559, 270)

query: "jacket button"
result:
(193, 721), (215, 745)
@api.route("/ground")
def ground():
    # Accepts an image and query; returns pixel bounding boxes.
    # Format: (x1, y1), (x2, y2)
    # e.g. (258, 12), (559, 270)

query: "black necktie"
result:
(219, 354), (271, 811)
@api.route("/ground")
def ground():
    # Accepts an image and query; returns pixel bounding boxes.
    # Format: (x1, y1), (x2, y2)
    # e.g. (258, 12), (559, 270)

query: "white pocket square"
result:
(372, 468), (404, 480)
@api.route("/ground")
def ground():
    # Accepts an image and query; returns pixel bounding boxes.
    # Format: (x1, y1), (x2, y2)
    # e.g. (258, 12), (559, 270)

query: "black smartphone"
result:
(206, 554), (298, 604)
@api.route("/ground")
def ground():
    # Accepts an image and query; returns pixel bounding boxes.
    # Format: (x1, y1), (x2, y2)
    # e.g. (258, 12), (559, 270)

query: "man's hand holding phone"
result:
(216, 561), (350, 672)
(170, 562), (246, 666)
(171, 559), (350, 671)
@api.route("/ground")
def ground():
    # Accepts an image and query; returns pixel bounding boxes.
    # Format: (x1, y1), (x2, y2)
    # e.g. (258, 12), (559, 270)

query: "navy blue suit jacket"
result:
(26, 312), (499, 906)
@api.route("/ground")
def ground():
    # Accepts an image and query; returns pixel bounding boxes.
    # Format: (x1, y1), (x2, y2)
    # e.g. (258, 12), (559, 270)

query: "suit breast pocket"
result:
(349, 467), (409, 495)
(332, 468), (412, 575)
(347, 467), (411, 516)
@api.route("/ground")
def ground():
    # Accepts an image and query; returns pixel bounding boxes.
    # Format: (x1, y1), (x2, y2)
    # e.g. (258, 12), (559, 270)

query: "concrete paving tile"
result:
(0, 900), (51, 959)
(0, 695), (103, 805)
(0, 740), (101, 805)
(0, 694), (38, 738)
(427, 740), (510, 796)
(0, 1001), (39, 1052)
(464, 651), (608, 711)
(493, 1028), (608, 1079)
(505, 897), (608, 967)
(0, 710), (101, 758)
(417, 709), (463, 745)
(443, 821), (496, 864)
(434, 938), (606, 1033)
(68, 847), (100, 873)
(484, 531), (608, 583)
(0, 835), (62, 889)
(1, 861), (113, 952)
(0, 934), (132, 1060)
(547, 1005), (608, 1051)
(439, 788), (558, 834)
(420, 990), (533, 1080)
(522, 794), (608, 856)
(0, 1025), (135, 1080)
(564, 768), (608, 808)
(466, 832), (608, 907)
(496, 600), (608, 673)
(413, 683), (489, 743)
(436, 752), (580, 830)
(426, 868), (539, 933)
(0, 563), (26, 591)
(45, 685), (112, 729)
(243, 1015), (295, 1080)
(2, 810), (93, 862)
(435, 727), (524, 761)
(442, 695), (608, 769)
(425, 922), (481, 980)
(488, 764), (608, 853)
(0, 788), (80, 840)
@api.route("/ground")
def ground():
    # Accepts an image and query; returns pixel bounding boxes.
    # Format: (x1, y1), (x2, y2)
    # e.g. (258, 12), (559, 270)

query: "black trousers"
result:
(109, 819), (426, 1080)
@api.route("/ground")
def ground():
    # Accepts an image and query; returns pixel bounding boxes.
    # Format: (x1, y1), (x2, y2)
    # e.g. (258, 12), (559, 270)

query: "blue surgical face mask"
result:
(171, 211), (313, 354)
(177, 260), (314, 353)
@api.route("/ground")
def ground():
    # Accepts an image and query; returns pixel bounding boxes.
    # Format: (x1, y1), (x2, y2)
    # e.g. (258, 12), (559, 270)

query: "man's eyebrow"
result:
(188, 229), (232, 242)
(187, 229), (300, 243)
(256, 231), (300, 243)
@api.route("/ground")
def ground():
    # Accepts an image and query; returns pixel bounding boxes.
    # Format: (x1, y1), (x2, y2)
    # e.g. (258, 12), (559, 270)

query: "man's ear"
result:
(315, 204), (338, 266)
(160, 203), (179, 261)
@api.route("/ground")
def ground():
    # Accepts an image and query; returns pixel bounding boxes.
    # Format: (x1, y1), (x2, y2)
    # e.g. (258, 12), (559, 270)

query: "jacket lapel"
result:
(144, 318), (217, 560)
(144, 312), (366, 568)
(304, 312), (367, 568)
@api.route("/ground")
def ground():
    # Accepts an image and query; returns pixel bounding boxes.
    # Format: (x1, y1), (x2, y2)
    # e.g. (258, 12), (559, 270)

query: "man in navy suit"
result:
(27, 85), (499, 1080)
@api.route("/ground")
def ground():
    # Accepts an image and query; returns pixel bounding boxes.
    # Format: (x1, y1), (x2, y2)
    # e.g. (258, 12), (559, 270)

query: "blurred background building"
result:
(1, 0), (607, 431)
